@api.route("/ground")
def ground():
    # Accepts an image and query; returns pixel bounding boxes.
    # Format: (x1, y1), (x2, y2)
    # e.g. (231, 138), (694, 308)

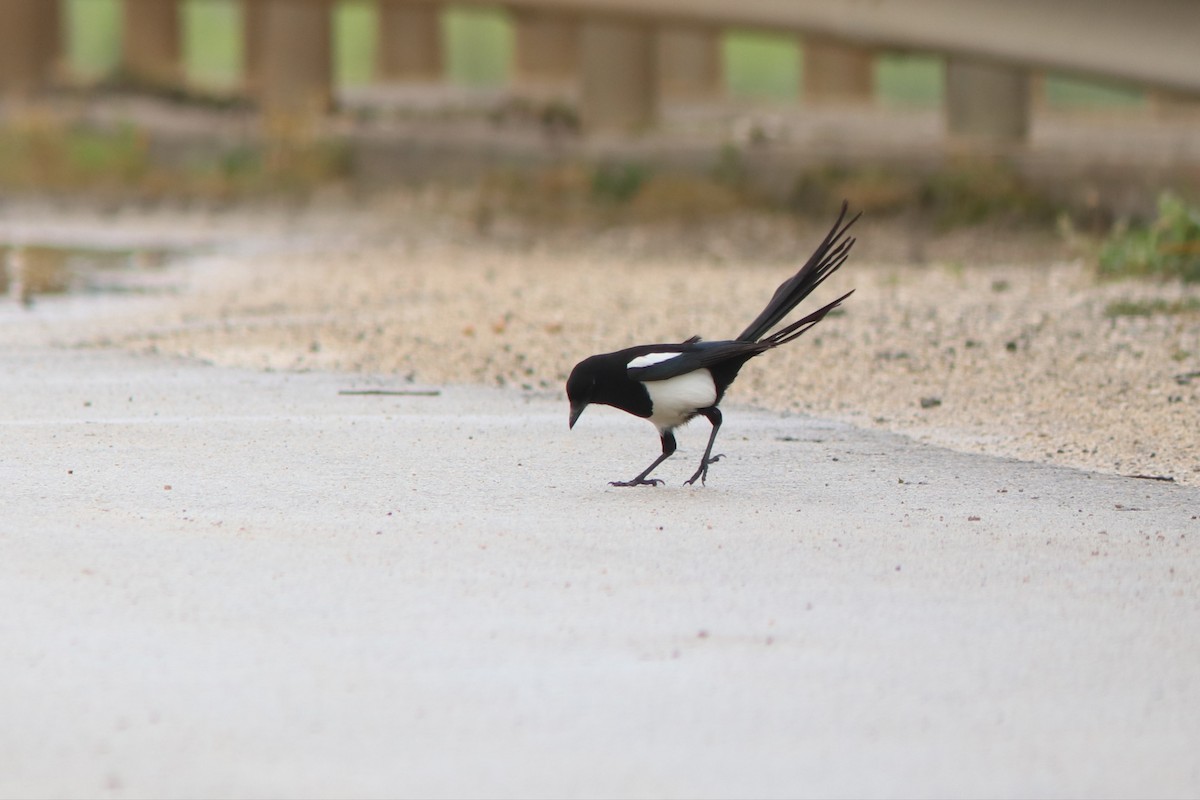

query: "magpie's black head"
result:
(565, 356), (601, 429)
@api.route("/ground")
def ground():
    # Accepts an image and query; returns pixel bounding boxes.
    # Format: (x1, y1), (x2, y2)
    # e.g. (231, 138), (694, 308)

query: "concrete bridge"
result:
(1, 0), (1198, 145)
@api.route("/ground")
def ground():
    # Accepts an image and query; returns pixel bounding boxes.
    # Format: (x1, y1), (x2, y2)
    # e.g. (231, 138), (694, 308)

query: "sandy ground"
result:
(9, 191), (1194, 486)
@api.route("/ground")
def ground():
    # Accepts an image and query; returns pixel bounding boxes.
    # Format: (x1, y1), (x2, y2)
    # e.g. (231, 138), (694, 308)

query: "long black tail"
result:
(737, 201), (859, 343)
(758, 289), (854, 350)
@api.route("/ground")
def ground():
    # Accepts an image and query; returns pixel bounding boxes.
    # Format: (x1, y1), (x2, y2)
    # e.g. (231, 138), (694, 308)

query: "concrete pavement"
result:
(1, 345), (1198, 798)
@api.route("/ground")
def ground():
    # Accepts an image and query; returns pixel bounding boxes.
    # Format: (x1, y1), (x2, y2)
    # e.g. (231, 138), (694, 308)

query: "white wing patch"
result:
(643, 370), (717, 432)
(627, 351), (683, 370)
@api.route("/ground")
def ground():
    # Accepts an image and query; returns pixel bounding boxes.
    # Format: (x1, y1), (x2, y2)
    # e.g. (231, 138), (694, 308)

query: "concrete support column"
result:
(1150, 88), (1200, 119)
(0, 0), (61, 93)
(377, 0), (443, 82)
(512, 10), (578, 96)
(257, 0), (332, 116)
(1030, 72), (1049, 109)
(657, 26), (721, 102)
(122, 0), (181, 86)
(803, 36), (873, 104)
(945, 56), (1031, 145)
(579, 17), (657, 132)
(242, 0), (266, 97)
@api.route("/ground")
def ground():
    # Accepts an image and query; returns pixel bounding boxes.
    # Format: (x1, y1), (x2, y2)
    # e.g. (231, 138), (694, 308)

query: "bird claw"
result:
(609, 478), (664, 487)
(684, 454), (725, 486)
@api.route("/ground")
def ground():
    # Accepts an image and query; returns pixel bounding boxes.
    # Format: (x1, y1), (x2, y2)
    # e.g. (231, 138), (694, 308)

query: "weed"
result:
(0, 116), (348, 199)
(475, 162), (752, 229)
(590, 162), (649, 205)
(1104, 297), (1200, 318)
(787, 159), (1056, 228)
(789, 164), (915, 217)
(0, 119), (147, 190)
(1098, 193), (1200, 283)
(917, 159), (1057, 229)
(710, 143), (747, 188)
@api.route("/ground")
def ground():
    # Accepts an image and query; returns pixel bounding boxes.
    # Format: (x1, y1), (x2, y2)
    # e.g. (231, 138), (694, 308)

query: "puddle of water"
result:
(1, 244), (188, 307)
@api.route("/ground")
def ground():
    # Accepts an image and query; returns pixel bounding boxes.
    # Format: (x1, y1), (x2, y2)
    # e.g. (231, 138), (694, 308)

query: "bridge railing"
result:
(1, 0), (1197, 145)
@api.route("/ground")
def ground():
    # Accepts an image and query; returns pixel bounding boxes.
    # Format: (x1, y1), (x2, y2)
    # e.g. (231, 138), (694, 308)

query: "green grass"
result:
(183, 0), (241, 89)
(724, 30), (800, 101)
(0, 121), (146, 189)
(0, 119), (349, 198)
(1105, 297), (1200, 317)
(66, 0), (119, 78)
(1099, 193), (1200, 283)
(786, 159), (1058, 228)
(1043, 74), (1144, 109)
(334, 1), (376, 86)
(444, 6), (513, 87)
(590, 161), (650, 204)
(875, 54), (943, 107)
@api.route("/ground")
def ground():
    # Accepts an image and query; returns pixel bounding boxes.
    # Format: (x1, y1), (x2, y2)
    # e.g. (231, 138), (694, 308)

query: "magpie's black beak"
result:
(569, 402), (585, 429)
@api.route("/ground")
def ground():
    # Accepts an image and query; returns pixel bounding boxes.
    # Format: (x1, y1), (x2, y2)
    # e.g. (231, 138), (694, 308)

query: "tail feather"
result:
(760, 289), (854, 350)
(737, 201), (860, 343)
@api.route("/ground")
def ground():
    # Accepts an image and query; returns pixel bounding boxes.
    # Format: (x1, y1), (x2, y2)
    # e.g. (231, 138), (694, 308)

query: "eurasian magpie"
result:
(566, 202), (859, 486)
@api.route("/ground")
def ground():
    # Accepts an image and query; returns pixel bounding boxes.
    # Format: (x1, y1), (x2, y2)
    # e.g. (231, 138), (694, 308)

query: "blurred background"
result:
(1, 0), (1198, 278)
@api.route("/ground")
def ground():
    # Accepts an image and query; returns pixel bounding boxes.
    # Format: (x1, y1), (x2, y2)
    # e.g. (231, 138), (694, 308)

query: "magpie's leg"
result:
(684, 408), (724, 486)
(611, 431), (676, 487)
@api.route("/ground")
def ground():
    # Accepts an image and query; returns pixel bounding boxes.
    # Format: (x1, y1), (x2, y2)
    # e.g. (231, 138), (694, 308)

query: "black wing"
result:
(626, 340), (763, 382)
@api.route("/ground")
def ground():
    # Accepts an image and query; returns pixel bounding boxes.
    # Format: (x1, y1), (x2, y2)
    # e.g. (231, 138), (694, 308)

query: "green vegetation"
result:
(0, 121), (146, 189)
(787, 159), (1057, 228)
(1099, 194), (1200, 283)
(472, 153), (1076, 233)
(724, 30), (800, 101)
(874, 54), (943, 108)
(1043, 75), (1144, 110)
(334, 1), (376, 86)
(476, 161), (751, 228)
(590, 162), (650, 205)
(0, 119), (347, 198)
(916, 159), (1058, 228)
(444, 6), (513, 87)
(788, 164), (913, 217)
(1105, 297), (1200, 318)
(65, 0), (119, 78)
(183, 0), (241, 89)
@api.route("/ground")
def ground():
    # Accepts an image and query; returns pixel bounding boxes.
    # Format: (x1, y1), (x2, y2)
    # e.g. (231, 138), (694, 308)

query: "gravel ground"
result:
(8, 191), (1199, 485)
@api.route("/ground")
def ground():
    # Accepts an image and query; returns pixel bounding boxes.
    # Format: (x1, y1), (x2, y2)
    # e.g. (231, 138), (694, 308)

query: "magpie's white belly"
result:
(642, 369), (717, 431)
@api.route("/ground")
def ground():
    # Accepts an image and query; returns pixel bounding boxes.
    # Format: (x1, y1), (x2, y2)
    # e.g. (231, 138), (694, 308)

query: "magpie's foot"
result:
(609, 477), (664, 488)
(683, 454), (725, 486)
